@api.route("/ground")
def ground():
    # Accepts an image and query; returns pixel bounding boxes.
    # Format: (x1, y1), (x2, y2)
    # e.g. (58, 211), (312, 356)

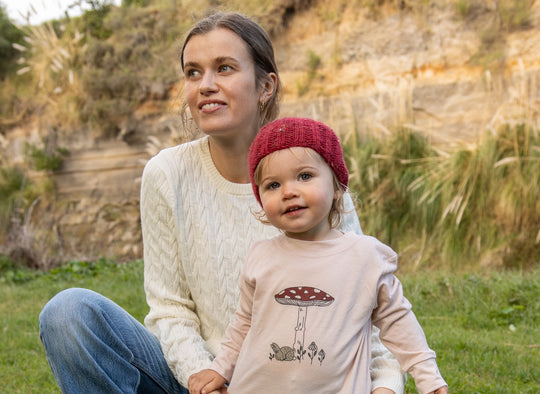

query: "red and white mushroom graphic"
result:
(274, 286), (334, 352)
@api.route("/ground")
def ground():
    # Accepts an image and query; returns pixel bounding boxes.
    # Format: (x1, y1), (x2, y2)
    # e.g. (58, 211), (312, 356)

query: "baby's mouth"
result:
(285, 206), (304, 214)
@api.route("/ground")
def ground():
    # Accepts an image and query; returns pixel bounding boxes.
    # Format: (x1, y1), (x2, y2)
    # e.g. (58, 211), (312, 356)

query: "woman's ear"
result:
(260, 72), (278, 103)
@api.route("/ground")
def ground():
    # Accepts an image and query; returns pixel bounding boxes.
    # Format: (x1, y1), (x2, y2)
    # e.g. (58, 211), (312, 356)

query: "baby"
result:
(188, 117), (448, 394)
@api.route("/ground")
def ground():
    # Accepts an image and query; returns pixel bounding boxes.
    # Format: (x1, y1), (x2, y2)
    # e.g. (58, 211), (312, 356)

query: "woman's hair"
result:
(180, 12), (281, 128)
(252, 148), (346, 229)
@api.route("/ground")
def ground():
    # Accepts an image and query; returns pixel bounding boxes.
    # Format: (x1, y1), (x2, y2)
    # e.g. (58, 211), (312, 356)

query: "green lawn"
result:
(1, 260), (538, 393)
(0, 259), (148, 393)
(400, 271), (539, 393)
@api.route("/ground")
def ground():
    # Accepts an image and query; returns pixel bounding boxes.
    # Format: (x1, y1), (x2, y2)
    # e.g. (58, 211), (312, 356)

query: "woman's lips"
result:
(199, 101), (225, 113)
(201, 103), (219, 110)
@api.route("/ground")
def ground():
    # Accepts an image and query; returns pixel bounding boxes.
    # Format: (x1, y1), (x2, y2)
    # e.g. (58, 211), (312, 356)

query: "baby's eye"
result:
(266, 181), (280, 190)
(299, 172), (312, 181)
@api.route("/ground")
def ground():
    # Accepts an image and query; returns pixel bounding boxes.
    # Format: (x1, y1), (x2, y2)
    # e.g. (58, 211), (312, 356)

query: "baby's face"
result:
(257, 147), (339, 241)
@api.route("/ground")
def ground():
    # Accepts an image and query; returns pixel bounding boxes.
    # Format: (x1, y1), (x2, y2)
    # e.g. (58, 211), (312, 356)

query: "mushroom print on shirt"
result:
(270, 286), (334, 364)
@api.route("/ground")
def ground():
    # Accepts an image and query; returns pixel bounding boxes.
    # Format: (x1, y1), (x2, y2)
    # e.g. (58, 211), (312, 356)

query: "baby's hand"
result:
(188, 369), (227, 394)
(428, 385), (449, 394)
(372, 388), (395, 393)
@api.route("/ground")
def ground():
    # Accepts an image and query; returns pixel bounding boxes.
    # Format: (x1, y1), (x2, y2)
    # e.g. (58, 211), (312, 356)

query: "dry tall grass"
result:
(11, 14), (86, 131)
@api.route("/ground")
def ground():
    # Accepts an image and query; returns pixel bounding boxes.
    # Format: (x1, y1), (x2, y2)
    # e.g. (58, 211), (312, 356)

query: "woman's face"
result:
(183, 28), (264, 141)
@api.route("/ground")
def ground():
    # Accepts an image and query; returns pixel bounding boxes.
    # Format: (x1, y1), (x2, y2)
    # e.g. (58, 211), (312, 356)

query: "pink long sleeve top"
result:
(211, 232), (446, 393)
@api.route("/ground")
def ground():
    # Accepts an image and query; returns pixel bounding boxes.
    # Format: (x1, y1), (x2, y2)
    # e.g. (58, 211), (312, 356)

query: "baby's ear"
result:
(334, 188), (344, 200)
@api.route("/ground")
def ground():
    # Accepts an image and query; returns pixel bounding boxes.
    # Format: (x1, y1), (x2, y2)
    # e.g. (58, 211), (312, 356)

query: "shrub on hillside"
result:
(0, 5), (24, 77)
(80, 2), (113, 39)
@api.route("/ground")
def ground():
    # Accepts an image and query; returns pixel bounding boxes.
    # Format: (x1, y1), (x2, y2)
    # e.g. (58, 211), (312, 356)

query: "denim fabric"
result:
(39, 288), (188, 394)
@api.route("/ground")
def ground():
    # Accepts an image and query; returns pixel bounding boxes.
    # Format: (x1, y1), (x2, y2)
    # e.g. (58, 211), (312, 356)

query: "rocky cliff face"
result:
(5, 1), (540, 264)
(276, 1), (540, 142)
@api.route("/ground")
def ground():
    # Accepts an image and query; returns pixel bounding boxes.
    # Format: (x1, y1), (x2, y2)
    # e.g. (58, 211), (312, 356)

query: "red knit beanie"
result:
(248, 117), (349, 205)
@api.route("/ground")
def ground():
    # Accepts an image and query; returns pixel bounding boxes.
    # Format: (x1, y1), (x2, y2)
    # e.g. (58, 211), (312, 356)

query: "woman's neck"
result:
(208, 136), (252, 184)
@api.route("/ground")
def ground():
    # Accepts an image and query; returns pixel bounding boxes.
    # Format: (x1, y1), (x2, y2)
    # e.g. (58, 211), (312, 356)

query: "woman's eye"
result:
(185, 69), (200, 78)
(219, 64), (233, 73)
(299, 173), (312, 181)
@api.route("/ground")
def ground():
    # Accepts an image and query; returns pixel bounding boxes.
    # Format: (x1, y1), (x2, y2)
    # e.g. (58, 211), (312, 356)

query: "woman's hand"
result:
(188, 369), (227, 394)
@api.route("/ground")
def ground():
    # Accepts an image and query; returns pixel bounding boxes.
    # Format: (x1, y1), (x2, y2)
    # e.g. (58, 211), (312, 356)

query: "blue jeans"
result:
(39, 288), (188, 393)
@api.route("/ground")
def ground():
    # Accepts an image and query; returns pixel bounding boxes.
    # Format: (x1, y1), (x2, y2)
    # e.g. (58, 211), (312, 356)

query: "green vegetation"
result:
(401, 269), (539, 393)
(470, 22), (506, 71)
(456, 0), (471, 16)
(24, 142), (68, 172)
(499, 0), (532, 30)
(466, 0), (534, 70)
(0, 258), (538, 392)
(297, 49), (322, 96)
(0, 128), (65, 268)
(0, 165), (26, 228)
(0, 3), (24, 76)
(344, 123), (540, 271)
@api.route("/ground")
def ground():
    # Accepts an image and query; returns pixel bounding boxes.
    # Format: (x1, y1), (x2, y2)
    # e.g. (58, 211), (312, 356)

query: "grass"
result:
(1, 258), (538, 393)
(0, 258), (147, 393)
(401, 270), (540, 393)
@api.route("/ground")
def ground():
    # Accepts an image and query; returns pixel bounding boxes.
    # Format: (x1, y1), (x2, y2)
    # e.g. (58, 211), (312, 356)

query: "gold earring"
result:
(259, 100), (266, 113)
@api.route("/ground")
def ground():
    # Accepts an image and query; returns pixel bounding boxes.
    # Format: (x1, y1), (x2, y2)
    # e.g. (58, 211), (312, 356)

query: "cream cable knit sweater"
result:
(140, 136), (405, 391)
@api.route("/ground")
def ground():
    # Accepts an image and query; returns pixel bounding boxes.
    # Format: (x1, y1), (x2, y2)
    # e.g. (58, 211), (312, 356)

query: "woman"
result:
(39, 12), (405, 394)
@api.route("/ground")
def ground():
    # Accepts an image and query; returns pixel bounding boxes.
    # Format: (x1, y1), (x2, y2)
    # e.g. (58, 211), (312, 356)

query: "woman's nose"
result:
(199, 72), (218, 95)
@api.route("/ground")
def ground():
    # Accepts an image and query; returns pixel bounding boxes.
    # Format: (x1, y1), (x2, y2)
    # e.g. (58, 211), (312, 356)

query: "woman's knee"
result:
(39, 288), (105, 335)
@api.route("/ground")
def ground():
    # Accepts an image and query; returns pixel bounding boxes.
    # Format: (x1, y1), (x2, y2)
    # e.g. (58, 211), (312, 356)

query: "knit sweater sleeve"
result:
(341, 192), (363, 235)
(140, 152), (213, 386)
(209, 250), (256, 382)
(370, 326), (406, 393)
